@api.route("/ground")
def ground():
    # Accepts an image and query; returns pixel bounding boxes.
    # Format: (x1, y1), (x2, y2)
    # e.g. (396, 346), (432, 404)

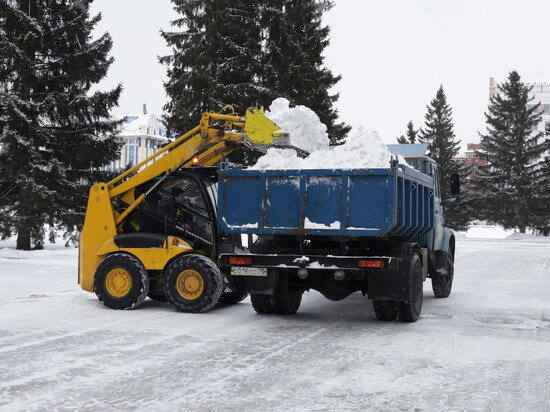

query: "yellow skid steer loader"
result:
(78, 108), (284, 312)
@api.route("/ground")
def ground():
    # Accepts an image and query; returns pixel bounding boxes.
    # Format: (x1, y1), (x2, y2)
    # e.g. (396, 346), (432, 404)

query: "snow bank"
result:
(506, 233), (550, 242)
(457, 225), (550, 242)
(266, 98), (329, 153)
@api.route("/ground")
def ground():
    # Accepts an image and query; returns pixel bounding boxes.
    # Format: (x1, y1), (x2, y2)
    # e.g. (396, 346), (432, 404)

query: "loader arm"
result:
(78, 108), (283, 291)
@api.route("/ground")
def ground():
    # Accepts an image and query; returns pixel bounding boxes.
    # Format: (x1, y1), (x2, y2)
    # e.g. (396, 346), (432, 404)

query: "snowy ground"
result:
(1, 238), (549, 410)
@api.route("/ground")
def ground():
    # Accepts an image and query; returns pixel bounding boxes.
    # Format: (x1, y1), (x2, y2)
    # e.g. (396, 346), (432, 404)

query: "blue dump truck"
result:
(218, 144), (460, 322)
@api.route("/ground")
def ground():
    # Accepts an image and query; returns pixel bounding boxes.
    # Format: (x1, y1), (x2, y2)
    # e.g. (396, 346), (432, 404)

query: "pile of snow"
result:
(251, 127), (399, 170)
(458, 225), (550, 242)
(251, 99), (401, 170)
(265, 98), (329, 153)
(506, 233), (550, 243)
(459, 225), (515, 239)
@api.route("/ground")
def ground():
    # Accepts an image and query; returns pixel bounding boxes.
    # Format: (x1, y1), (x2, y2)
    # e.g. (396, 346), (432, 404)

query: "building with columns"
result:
(107, 106), (169, 170)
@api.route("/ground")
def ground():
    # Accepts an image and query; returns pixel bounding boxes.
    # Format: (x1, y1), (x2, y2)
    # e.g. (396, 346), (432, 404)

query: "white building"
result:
(108, 108), (169, 170)
(490, 78), (550, 133)
(526, 83), (550, 133)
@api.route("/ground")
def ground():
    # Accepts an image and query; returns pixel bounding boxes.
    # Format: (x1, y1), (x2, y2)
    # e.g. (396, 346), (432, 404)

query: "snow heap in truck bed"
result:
(250, 98), (401, 170)
(265, 98), (330, 153)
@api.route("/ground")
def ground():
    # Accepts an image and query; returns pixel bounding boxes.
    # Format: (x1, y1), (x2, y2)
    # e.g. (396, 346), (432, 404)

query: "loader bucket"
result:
(243, 109), (288, 146)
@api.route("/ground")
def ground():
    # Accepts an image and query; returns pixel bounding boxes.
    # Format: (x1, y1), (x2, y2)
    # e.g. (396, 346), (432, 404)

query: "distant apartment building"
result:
(107, 106), (169, 170)
(489, 77), (550, 133)
(453, 143), (487, 168)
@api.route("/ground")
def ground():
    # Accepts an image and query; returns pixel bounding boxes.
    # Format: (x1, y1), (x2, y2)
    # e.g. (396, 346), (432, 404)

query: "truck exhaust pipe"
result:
(334, 270), (345, 281)
(297, 268), (308, 279)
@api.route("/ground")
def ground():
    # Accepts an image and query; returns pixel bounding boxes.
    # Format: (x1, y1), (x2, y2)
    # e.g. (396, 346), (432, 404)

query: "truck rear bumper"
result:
(219, 253), (400, 272)
(220, 253), (409, 301)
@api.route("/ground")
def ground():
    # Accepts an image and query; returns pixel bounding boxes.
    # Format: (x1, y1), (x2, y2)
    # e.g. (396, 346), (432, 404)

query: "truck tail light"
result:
(358, 259), (385, 269)
(191, 156), (200, 165)
(229, 257), (253, 265)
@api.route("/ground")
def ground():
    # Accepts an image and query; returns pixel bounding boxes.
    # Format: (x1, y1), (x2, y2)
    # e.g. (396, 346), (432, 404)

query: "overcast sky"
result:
(91, 0), (550, 144)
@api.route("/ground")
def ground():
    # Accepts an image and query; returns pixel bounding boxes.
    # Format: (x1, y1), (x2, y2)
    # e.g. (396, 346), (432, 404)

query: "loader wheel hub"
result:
(176, 270), (204, 300)
(105, 268), (132, 298)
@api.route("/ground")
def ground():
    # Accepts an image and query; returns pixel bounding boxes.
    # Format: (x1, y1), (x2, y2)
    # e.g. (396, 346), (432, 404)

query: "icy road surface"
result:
(1, 239), (549, 411)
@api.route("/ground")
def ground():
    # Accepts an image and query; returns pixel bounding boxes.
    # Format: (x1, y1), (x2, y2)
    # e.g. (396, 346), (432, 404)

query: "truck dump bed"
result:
(217, 163), (435, 238)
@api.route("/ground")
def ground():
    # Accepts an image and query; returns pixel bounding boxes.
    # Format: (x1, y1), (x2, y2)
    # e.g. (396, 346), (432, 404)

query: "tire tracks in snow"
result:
(160, 315), (347, 406)
(0, 311), (160, 355)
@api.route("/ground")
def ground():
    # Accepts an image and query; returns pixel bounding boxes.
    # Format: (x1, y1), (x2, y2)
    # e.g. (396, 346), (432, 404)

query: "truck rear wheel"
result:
(163, 254), (223, 313)
(372, 300), (397, 321)
(250, 294), (274, 314)
(396, 252), (423, 322)
(94, 253), (149, 310)
(273, 271), (303, 315)
(432, 247), (454, 298)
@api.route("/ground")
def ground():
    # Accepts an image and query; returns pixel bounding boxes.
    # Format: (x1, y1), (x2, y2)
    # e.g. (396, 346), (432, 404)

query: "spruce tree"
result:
(397, 120), (418, 144)
(162, 0), (350, 145)
(262, 0), (350, 144)
(472, 71), (547, 233)
(420, 86), (471, 230)
(0, 0), (121, 250)
(160, 0), (265, 137)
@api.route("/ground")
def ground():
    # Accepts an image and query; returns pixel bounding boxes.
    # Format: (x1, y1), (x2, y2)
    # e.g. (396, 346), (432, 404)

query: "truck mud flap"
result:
(367, 270), (408, 301)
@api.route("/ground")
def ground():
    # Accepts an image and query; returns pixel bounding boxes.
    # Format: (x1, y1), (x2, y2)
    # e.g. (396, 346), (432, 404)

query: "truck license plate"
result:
(231, 267), (268, 277)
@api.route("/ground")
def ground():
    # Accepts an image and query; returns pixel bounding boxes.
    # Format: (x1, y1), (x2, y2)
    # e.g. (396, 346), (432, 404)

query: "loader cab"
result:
(122, 167), (223, 258)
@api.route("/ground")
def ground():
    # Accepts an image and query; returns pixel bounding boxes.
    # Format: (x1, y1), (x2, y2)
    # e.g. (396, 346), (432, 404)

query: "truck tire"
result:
(163, 254), (223, 313)
(273, 271), (303, 315)
(250, 237), (272, 253)
(432, 247), (454, 298)
(372, 300), (397, 321)
(250, 293), (274, 314)
(219, 281), (248, 305)
(396, 252), (423, 322)
(94, 253), (149, 310)
(218, 276), (248, 305)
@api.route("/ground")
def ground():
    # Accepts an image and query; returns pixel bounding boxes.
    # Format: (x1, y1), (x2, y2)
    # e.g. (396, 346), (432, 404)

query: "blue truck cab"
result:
(218, 144), (459, 322)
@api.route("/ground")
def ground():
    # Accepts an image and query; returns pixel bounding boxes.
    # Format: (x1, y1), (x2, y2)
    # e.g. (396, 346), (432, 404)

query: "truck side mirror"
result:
(450, 173), (460, 198)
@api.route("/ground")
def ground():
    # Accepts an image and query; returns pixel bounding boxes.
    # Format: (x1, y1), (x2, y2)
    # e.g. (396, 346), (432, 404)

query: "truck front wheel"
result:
(396, 252), (423, 322)
(273, 271), (303, 315)
(163, 254), (224, 313)
(432, 248), (454, 298)
(219, 277), (248, 305)
(372, 300), (397, 321)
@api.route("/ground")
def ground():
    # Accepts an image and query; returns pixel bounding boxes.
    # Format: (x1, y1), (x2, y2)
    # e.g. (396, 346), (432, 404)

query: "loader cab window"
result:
(162, 179), (208, 216)
(156, 178), (213, 244)
(132, 176), (215, 247)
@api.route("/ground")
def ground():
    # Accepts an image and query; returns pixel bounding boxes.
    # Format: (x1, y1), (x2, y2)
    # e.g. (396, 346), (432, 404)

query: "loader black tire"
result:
(147, 292), (167, 302)
(94, 253), (149, 310)
(273, 271), (303, 315)
(396, 252), (423, 322)
(163, 254), (223, 313)
(432, 245), (454, 298)
(250, 294), (274, 314)
(372, 300), (397, 321)
(148, 276), (167, 302)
